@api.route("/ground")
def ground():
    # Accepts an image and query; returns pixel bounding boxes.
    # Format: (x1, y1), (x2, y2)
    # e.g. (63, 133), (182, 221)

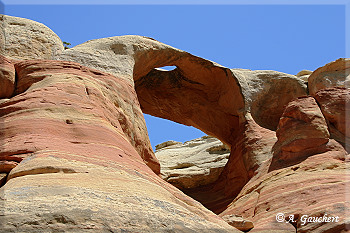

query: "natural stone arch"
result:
(57, 35), (308, 213)
(57, 35), (307, 146)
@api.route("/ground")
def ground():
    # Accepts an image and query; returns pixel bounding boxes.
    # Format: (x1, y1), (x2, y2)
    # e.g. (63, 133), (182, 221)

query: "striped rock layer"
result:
(0, 14), (349, 232)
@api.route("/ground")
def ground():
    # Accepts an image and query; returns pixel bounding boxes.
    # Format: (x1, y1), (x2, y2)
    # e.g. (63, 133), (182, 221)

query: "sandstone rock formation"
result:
(231, 69), (307, 130)
(271, 96), (331, 170)
(183, 113), (277, 215)
(0, 55), (15, 98)
(0, 15), (64, 60)
(314, 87), (350, 151)
(221, 214), (254, 232)
(155, 136), (230, 189)
(308, 58), (350, 95)
(308, 58), (350, 152)
(155, 140), (182, 150)
(57, 35), (307, 148)
(296, 69), (312, 82)
(0, 57), (236, 232)
(0, 14), (348, 232)
(219, 96), (348, 233)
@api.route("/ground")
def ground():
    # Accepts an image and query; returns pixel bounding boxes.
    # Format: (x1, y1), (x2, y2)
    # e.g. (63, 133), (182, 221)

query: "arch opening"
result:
(144, 114), (231, 204)
(155, 66), (177, 71)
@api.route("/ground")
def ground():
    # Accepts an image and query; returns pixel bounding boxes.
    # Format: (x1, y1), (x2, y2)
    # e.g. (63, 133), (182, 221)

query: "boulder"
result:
(0, 15), (64, 60)
(308, 58), (350, 95)
(296, 70), (312, 77)
(155, 136), (230, 189)
(0, 173), (6, 186)
(271, 96), (331, 170)
(221, 214), (254, 232)
(220, 96), (348, 232)
(296, 69), (312, 82)
(314, 87), (350, 152)
(232, 69), (307, 131)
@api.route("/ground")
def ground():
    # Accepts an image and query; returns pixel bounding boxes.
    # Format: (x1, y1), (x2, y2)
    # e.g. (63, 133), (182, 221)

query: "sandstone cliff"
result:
(0, 15), (349, 232)
(155, 136), (230, 190)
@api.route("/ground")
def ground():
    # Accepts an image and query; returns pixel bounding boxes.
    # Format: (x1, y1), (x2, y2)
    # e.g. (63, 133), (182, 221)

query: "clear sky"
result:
(1, 1), (347, 148)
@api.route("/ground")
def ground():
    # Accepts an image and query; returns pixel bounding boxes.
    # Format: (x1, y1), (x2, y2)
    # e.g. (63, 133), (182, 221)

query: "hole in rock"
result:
(144, 114), (232, 214)
(144, 114), (205, 150)
(155, 66), (177, 71)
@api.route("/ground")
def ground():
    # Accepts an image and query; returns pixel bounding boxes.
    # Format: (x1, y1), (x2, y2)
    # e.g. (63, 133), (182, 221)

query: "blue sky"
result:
(1, 1), (347, 148)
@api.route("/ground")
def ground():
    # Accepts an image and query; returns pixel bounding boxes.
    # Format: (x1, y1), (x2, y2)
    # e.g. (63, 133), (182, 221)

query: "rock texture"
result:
(296, 69), (312, 82)
(0, 15), (348, 232)
(0, 55), (15, 98)
(219, 96), (348, 232)
(308, 58), (350, 95)
(0, 57), (236, 232)
(232, 69), (307, 130)
(220, 148), (348, 233)
(155, 136), (230, 189)
(0, 15), (64, 60)
(57, 35), (307, 148)
(270, 96), (331, 170)
(314, 87), (350, 152)
(183, 113), (277, 215)
(221, 214), (254, 232)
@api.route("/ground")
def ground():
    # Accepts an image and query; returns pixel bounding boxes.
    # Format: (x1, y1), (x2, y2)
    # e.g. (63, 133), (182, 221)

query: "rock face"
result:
(308, 58), (350, 95)
(57, 35), (307, 149)
(0, 57), (236, 232)
(0, 15), (349, 232)
(155, 136), (230, 189)
(221, 214), (254, 232)
(296, 70), (312, 82)
(0, 15), (64, 60)
(232, 69), (307, 131)
(314, 88), (350, 152)
(183, 114), (277, 215)
(0, 55), (15, 98)
(219, 96), (348, 233)
(271, 96), (330, 170)
(7, 58), (159, 174)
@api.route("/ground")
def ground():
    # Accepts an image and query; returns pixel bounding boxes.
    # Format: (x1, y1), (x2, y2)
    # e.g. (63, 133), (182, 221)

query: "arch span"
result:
(57, 36), (307, 212)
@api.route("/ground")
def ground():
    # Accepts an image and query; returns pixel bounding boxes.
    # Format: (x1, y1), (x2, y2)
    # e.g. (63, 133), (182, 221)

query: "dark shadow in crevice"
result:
(0, 173), (8, 188)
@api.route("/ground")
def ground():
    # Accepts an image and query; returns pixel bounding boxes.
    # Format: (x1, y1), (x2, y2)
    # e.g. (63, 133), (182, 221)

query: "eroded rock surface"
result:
(183, 113), (277, 215)
(155, 136), (230, 189)
(57, 35), (307, 149)
(220, 96), (348, 233)
(232, 69), (307, 130)
(0, 57), (236, 232)
(0, 15), (349, 233)
(296, 69), (312, 82)
(271, 96), (331, 170)
(315, 87), (350, 152)
(308, 58), (350, 95)
(0, 55), (15, 98)
(220, 149), (348, 233)
(0, 15), (64, 60)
